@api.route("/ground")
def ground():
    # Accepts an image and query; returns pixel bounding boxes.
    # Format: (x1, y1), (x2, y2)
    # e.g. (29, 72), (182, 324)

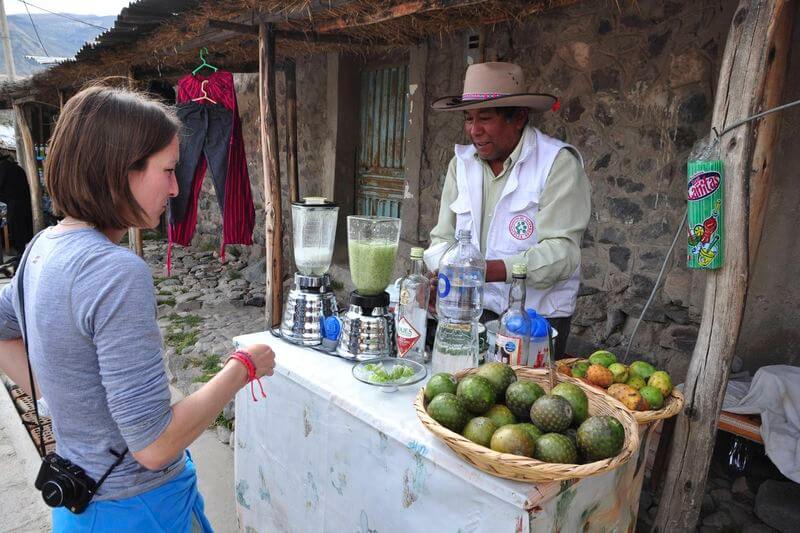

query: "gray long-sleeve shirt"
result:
(0, 228), (184, 500)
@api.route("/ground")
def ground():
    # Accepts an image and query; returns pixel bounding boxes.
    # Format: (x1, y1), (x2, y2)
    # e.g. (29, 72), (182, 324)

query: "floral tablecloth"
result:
(233, 332), (645, 532)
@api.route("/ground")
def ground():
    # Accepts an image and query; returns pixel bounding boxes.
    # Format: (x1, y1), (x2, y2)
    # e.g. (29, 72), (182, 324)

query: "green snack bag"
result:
(687, 160), (723, 269)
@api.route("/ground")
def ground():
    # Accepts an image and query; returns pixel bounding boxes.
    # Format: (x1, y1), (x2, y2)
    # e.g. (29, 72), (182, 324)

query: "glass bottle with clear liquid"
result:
(493, 263), (531, 365)
(395, 247), (430, 363)
(432, 229), (486, 374)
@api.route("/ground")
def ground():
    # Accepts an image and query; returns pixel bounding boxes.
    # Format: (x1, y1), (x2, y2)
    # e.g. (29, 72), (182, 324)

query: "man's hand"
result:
(485, 260), (508, 283)
(427, 271), (438, 315)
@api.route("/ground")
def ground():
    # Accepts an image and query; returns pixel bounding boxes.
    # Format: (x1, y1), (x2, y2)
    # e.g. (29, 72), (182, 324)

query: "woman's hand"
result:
(239, 343), (275, 378)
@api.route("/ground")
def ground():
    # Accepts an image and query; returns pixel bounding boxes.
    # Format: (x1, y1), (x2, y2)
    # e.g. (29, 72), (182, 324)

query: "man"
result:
(0, 150), (33, 259)
(424, 62), (591, 359)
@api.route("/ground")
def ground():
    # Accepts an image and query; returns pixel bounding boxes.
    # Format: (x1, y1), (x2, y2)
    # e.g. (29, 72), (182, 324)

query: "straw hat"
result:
(431, 62), (557, 112)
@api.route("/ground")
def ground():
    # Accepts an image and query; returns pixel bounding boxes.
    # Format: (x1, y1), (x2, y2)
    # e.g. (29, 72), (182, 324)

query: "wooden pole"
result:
(747, 2), (794, 268)
(127, 67), (144, 257)
(285, 59), (299, 203)
(12, 102), (44, 233)
(259, 22), (283, 327)
(652, 1), (794, 531)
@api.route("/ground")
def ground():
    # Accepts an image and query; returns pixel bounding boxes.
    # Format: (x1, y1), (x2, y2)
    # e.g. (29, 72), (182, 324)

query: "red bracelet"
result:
(227, 350), (267, 402)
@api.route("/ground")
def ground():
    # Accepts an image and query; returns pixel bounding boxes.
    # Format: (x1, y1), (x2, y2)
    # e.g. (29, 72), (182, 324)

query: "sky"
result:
(5, 0), (132, 16)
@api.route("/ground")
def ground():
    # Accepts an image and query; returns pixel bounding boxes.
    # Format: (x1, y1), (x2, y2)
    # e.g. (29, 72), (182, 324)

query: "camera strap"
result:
(17, 230), (128, 492)
(17, 231), (46, 458)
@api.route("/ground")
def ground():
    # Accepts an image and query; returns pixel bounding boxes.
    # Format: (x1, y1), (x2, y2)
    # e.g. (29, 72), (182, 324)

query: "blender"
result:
(280, 197), (339, 345)
(337, 216), (401, 360)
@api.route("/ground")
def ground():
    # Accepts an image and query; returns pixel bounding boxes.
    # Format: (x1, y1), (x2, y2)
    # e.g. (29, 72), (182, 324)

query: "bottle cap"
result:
(322, 316), (341, 340)
(528, 310), (550, 338)
(410, 247), (424, 259)
(511, 263), (527, 276)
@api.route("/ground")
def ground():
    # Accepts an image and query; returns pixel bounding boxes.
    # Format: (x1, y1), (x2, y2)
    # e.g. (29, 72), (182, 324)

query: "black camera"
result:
(34, 453), (97, 514)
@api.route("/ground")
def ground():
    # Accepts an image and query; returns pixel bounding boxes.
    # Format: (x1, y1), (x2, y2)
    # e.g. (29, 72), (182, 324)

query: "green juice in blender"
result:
(348, 240), (398, 295)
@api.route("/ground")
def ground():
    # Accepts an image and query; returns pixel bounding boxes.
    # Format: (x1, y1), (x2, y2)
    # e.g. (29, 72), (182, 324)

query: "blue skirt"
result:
(52, 452), (213, 532)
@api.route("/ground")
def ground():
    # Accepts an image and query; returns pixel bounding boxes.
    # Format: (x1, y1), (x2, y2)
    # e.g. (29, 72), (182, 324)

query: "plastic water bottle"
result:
(527, 309), (551, 368)
(492, 263), (531, 365)
(395, 247), (430, 363)
(435, 230), (485, 322)
(432, 229), (486, 374)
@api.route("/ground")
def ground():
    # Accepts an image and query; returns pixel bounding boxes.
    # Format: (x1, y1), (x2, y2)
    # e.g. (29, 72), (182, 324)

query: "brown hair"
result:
(45, 82), (180, 229)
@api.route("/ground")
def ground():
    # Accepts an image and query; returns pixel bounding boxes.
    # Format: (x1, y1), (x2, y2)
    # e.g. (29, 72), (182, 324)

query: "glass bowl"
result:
(352, 357), (427, 393)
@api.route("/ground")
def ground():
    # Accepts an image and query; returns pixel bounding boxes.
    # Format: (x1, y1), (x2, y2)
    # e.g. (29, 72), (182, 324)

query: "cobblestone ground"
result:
(144, 240), (268, 442)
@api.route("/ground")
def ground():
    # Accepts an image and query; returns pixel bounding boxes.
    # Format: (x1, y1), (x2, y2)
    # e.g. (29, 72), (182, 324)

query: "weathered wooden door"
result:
(356, 64), (409, 217)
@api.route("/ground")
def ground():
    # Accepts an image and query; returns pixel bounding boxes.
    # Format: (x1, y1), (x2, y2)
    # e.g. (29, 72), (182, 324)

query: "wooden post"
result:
(747, 2), (794, 268)
(127, 68), (144, 257)
(285, 59), (299, 203)
(58, 89), (65, 111)
(12, 102), (45, 233)
(259, 22), (283, 327)
(653, 1), (794, 531)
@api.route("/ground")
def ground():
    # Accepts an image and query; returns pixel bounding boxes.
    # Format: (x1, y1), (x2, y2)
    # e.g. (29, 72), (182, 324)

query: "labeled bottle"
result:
(432, 229), (486, 374)
(395, 247), (430, 363)
(493, 263), (531, 365)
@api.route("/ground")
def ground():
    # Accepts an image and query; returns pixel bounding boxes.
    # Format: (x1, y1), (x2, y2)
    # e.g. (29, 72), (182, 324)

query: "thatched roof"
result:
(1, 0), (582, 104)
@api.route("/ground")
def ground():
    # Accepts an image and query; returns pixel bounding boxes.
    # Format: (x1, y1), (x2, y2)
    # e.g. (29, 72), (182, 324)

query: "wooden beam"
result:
(652, 1), (794, 531)
(314, 0), (486, 33)
(747, 1), (794, 269)
(259, 22), (284, 327)
(207, 19), (384, 45)
(12, 103), (44, 233)
(207, 19), (258, 35)
(276, 29), (385, 45)
(284, 59), (299, 204)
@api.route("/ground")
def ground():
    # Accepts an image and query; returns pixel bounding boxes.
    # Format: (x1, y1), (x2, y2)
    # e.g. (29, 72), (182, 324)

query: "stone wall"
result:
(188, 0), (770, 382)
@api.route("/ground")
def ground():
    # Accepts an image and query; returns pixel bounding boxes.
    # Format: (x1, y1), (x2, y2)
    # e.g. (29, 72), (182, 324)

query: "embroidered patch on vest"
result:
(509, 214), (535, 240)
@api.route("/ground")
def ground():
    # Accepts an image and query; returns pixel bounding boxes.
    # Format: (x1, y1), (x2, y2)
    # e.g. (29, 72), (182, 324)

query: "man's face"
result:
(463, 108), (527, 164)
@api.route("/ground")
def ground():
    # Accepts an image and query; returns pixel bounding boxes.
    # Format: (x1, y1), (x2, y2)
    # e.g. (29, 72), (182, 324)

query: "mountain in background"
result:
(2, 13), (117, 78)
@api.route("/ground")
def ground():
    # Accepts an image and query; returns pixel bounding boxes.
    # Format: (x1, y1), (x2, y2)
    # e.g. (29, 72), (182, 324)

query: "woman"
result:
(0, 84), (275, 531)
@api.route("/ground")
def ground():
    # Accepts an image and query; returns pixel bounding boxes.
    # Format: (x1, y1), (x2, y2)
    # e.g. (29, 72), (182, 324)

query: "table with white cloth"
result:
(232, 331), (645, 532)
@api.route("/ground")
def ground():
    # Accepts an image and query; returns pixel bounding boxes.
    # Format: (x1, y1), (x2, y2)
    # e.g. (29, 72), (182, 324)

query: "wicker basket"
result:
(557, 358), (684, 424)
(415, 366), (640, 483)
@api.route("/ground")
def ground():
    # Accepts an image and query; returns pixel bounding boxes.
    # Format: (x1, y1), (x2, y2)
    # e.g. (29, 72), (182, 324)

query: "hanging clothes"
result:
(168, 71), (255, 274)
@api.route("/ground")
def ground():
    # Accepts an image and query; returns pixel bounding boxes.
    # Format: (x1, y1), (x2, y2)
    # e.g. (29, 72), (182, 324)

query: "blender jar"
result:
(347, 216), (401, 295)
(292, 198), (339, 276)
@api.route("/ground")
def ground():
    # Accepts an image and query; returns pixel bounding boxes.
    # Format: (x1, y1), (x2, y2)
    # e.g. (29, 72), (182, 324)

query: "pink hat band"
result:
(461, 92), (509, 101)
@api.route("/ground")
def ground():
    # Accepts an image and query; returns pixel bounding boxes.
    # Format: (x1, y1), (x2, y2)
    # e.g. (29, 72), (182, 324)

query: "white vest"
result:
(450, 126), (583, 318)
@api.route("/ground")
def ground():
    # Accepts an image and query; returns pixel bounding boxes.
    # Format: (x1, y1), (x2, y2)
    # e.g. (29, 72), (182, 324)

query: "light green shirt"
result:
(429, 130), (591, 289)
